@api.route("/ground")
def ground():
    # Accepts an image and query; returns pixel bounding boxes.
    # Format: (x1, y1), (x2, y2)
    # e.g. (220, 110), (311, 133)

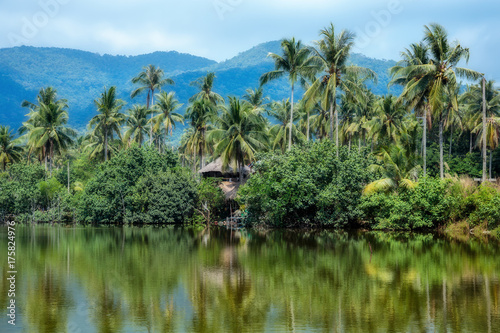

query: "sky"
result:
(1, 0), (499, 80)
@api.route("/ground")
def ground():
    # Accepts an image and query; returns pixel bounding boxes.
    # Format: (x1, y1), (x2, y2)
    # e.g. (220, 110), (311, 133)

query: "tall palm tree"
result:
(152, 91), (184, 148)
(189, 72), (224, 105)
(260, 37), (318, 151)
(28, 102), (75, 176)
(465, 79), (500, 178)
(89, 86), (125, 162)
(305, 24), (376, 156)
(390, 42), (430, 174)
(131, 65), (174, 144)
(0, 125), (23, 171)
(267, 99), (305, 152)
(394, 24), (482, 178)
(185, 99), (216, 169)
(123, 105), (151, 146)
(208, 97), (268, 182)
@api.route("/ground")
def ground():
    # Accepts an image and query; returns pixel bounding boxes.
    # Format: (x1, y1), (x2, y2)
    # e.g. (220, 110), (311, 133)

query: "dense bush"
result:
(76, 145), (197, 224)
(0, 163), (46, 219)
(359, 177), (451, 229)
(238, 141), (374, 228)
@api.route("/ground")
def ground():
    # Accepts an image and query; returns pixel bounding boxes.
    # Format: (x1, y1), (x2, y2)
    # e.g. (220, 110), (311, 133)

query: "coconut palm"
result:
(28, 102), (75, 176)
(131, 65), (174, 144)
(88, 86), (125, 162)
(267, 99), (305, 152)
(465, 79), (500, 178)
(390, 42), (431, 175)
(0, 125), (23, 170)
(364, 95), (407, 148)
(394, 24), (482, 178)
(363, 145), (421, 195)
(123, 105), (151, 146)
(305, 24), (376, 156)
(242, 87), (269, 111)
(152, 91), (184, 144)
(208, 97), (268, 182)
(185, 99), (217, 169)
(260, 37), (318, 151)
(189, 72), (224, 105)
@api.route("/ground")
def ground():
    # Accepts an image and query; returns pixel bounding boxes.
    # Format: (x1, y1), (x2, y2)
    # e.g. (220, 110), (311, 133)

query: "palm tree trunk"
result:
(335, 100), (339, 158)
(288, 83), (294, 151)
(358, 137), (361, 153)
(469, 132), (473, 153)
(348, 137), (351, 153)
(104, 127), (108, 162)
(439, 119), (444, 179)
(448, 125), (453, 157)
(423, 105), (427, 177)
(306, 109), (310, 141)
(67, 161), (70, 193)
(489, 149), (493, 180)
(482, 77), (487, 182)
(150, 90), (154, 146)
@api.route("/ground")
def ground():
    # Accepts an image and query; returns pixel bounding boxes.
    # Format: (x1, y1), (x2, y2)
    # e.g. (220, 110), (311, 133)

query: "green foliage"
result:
(195, 178), (226, 224)
(76, 145), (193, 224)
(125, 170), (197, 224)
(0, 163), (45, 218)
(360, 177), (450, 230)
(238, 141), (373, 228)
(38, 177), (63, 210)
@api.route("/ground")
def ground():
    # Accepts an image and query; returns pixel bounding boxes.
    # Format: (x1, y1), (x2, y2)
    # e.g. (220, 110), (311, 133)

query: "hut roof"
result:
(219, 181), (240, 200)
(198, 158), (251, 175)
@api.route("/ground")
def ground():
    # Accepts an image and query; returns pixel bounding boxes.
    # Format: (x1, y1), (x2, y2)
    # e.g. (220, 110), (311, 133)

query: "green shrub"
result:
(238, 141), (373, 228)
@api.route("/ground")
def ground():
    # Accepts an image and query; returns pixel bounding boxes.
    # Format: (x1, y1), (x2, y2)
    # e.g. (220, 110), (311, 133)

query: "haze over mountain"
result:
(0, 41), (399, 139)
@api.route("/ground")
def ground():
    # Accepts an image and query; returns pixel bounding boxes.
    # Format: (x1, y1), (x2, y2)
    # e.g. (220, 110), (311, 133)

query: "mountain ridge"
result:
(0, 42), (399, 136)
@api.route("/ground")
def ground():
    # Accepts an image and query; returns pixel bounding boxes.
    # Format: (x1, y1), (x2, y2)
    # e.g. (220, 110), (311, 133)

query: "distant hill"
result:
(0, 42), (400, 140)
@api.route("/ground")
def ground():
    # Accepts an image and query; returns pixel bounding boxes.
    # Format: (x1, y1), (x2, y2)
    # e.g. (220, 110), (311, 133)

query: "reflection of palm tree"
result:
(260, 37), (317, 151)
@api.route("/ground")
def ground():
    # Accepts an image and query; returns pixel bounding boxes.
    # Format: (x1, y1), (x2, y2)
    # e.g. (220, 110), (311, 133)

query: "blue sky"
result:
(1, 0), (499, 80)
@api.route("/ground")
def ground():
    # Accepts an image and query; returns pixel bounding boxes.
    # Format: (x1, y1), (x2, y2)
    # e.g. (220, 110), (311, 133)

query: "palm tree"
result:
(28, 102), (75, 176)
(0, 126), (23, 170)
(260, 37), (318, 151)
(465, 79), (500, 178)
(131, 65), (174, 144)
(267, 99), (305, 152)
(123, 105), (151, 146)
(89, 86), (125, 162)
(208, 97), (268, 182)
(189, 72), (224, 105)
(363, 145), (421, 195)
(306, 24), (376, 156)
(185, 99), (216, 169)
(152, 91), (184, 149)
(365, 95), (407, 148)
(390, 42), (431, 175)
(394, 24), (482, 178)
(243, 87), (269, 110)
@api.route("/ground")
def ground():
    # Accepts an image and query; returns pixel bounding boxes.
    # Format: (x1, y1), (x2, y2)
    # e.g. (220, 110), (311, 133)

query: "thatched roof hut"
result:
(198, 158), (251, 180)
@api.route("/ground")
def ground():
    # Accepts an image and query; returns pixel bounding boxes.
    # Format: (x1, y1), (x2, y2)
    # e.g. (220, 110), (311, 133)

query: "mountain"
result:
(0, 42), (400, 139)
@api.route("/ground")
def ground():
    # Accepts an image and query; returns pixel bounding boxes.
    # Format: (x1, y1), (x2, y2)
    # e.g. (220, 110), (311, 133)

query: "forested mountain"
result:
(0, 41), (398, 133)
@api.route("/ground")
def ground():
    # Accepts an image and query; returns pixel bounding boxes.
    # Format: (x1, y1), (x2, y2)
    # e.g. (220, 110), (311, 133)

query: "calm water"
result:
(1, 226), (499, 333)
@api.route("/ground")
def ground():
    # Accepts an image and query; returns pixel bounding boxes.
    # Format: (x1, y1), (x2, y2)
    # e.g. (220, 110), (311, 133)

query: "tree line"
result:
(0, 22), (499, 229)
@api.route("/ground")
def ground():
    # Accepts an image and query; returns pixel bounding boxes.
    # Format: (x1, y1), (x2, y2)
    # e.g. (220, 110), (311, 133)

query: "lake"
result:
(1, 225), (499, 332)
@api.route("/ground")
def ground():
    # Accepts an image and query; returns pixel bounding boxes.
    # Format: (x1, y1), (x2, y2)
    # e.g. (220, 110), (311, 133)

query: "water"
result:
(0, 226), (499, 332)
